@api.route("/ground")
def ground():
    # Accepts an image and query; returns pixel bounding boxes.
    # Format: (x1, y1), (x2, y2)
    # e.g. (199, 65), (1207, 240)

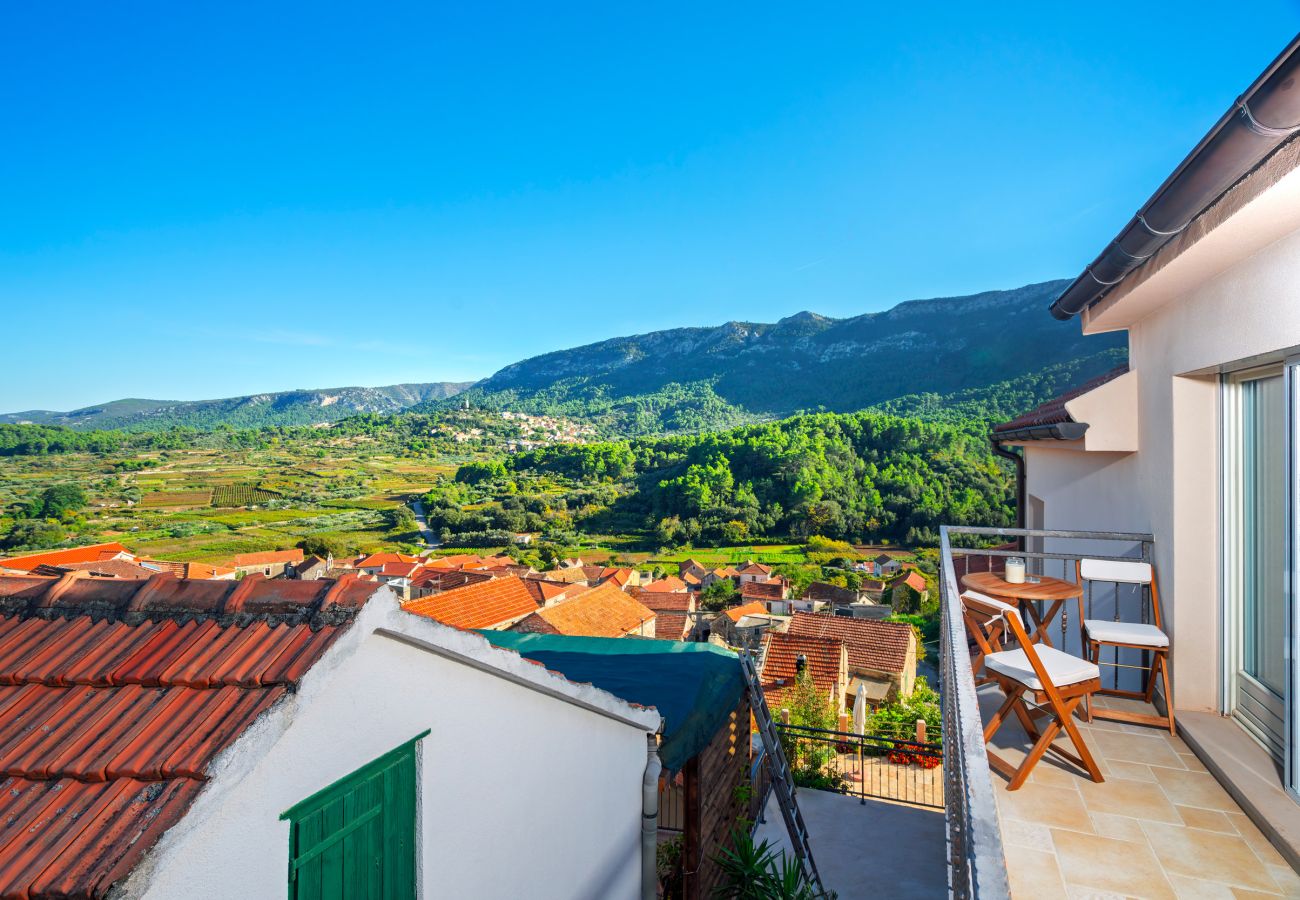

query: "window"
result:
(281, 731), (427, 900)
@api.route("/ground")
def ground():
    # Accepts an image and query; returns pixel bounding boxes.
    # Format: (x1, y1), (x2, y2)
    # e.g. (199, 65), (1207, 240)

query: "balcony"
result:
(940, 527), (1300, 898)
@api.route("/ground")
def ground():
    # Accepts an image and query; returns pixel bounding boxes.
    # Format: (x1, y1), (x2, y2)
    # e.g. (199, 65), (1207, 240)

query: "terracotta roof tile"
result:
(642, 577), (687, 593)
(230, 548), (304, 567)
(0, 573), (374, 899)
(0, 543), (133, 573)
(634, 589), (692, 613)
(653, 613), (690, 641)
(760, 632), (845, 707)
(724, 601), (769, 623)
(741, 581), (784, 601)
(786, 612), (913, 675)
(524, 583), (656, 638)
(402, 575), (539, 630)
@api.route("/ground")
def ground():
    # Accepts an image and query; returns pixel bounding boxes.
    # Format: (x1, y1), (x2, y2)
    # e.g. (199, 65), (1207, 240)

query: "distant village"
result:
(0, 540), (926, 717)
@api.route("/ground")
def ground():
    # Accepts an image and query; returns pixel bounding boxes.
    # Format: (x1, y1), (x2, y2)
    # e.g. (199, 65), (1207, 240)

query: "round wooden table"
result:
(960, 571), (1082, 647)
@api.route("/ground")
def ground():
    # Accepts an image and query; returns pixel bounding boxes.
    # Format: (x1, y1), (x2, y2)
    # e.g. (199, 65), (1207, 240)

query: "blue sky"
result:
(3, 3), (1298, 411)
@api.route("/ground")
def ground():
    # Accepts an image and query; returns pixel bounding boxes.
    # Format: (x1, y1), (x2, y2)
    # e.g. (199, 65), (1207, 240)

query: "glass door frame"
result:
(1220, 361), (1297, 798)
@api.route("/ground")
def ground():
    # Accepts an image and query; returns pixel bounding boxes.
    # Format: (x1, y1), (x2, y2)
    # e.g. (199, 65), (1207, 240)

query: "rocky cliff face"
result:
(457, 279), (1124, 427)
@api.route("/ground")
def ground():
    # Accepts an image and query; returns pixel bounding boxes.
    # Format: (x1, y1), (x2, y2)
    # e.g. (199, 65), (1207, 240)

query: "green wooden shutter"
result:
(281, 731), (428, 900)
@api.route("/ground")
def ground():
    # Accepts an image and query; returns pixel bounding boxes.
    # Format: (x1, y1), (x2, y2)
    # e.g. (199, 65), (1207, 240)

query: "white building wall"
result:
(1023, 222), (1300, 712)
(128, 596), (658, 900)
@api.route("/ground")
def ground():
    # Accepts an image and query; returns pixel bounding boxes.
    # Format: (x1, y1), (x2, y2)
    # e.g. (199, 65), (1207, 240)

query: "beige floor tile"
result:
(1165, 873), (1238, 898)
(1007, 847), (1069, 900)
(1175, 806), (1237, 834)
(998, 783), (1096, 833)
(1264, 864), (1300, 898)
(1003, 817), (1056, 852)
(1077, 775), (1183, 824)
(1035, 757), (1102, 789)
(1089, 729), (1187, 768)
(1090, 811), (1149, 844)
(1151, 768), (1240, 813)
(1141, 821), (1282, 893)
(1231, 890), (1287, 900)
(1224, 812), (1289, 868)
(1177, 752), (1210, 773)
(1066, 886), (1128, 899)
(1105, 759), (1160, 783)
(1051, 828), (1177, 899)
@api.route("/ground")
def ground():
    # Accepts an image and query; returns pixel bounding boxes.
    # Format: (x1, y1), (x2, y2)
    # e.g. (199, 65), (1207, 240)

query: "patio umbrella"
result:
(853, 683), (867, 734)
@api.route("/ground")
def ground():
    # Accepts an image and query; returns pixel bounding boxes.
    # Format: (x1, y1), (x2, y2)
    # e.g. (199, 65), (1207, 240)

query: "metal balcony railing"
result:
(939, 525), (1154, 899)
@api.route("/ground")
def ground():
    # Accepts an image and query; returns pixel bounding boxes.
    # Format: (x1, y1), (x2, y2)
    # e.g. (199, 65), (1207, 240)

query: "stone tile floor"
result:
(981, 687), (1300, 899)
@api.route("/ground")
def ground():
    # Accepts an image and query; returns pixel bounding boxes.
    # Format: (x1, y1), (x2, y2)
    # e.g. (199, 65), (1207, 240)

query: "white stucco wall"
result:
(1022, 216), (1300, 713)
(126, 593), (660, 900)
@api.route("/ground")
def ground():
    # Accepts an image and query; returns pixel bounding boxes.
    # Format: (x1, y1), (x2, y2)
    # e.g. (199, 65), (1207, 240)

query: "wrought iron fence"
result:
(940, 525), (1154, 898)
(775, 722), (944, 809)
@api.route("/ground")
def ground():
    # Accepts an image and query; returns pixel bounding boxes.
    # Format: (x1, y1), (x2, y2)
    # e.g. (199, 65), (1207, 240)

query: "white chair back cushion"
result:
(1080, 558), (1152, 585)
(961, 590), (1022, 627)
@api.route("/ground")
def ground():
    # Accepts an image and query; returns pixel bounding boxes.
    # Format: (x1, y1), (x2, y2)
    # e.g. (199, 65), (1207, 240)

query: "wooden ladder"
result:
(739, 651), (824, 895)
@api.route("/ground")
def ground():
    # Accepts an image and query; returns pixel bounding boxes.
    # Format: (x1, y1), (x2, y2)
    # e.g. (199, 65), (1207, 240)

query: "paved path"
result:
(752, 788), (946, 899)
(408, 498), (439, 551)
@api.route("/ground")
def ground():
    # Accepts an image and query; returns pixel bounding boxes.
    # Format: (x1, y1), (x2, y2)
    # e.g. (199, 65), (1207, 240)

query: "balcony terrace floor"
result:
(979, 686), (1300, 899)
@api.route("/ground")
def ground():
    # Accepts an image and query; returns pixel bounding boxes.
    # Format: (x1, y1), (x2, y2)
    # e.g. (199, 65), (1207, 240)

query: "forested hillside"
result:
(426, 410), (1014, 547)
(435, 279), (1125, 434)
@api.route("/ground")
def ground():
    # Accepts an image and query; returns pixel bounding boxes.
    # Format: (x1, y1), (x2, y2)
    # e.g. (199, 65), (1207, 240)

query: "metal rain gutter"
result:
(1051, 35), (1300, 321)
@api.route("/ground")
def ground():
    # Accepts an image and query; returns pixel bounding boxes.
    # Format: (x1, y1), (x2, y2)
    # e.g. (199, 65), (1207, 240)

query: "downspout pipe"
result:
(1051, 35), (1300, 320)
(642, 734), (663, 900)
(990, 437), (1026, 551)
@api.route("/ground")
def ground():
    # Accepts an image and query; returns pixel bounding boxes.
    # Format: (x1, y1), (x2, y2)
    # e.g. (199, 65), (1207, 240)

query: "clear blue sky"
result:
(3, 3), (1298, 411)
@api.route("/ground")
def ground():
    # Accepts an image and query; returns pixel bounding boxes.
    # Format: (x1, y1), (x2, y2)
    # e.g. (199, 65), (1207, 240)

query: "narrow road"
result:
(409, 498), (439, 552)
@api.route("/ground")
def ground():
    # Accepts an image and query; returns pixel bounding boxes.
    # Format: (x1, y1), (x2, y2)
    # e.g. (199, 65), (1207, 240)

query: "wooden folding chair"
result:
(962, 591), (1104, 790)
(962, 590), (1021, 683)
(1076, 559), (1175, 734)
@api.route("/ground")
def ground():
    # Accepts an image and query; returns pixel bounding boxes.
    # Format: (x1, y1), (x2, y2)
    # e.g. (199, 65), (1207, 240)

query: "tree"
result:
(699, 578), (737, 612)
(866, 676), (942, 743)
(25, 484), (87, 520)
(2, 520), (66, 551)
(301, 534), (352, 559)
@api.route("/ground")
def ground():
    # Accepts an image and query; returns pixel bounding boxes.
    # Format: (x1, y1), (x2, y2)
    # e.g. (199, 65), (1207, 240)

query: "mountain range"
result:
(3, 279), (1125, 434)
(428, 279), (1125, 433)
(1, 383), (472, 432)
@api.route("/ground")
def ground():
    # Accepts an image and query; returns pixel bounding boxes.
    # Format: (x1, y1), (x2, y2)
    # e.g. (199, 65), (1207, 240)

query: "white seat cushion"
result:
(1084, 619), (1169, 647)
(961, 590), (1022, 626)
(985, 645), (1100, 691)
(1080, 558), (1152, 585)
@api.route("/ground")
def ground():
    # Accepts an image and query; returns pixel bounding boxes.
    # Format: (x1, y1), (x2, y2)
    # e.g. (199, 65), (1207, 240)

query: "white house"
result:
(992, 34), (1300, 848)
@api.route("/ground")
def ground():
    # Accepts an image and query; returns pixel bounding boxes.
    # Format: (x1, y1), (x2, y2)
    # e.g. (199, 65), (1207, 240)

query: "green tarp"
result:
(479, 632), (746, 772)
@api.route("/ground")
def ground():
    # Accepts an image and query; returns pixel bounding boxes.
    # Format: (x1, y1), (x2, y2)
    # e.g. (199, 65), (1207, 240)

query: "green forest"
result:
(424, 410), (1014, 548)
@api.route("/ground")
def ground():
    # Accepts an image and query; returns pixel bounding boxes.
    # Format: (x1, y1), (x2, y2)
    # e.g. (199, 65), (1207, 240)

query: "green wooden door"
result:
(282, 731), (427, 900)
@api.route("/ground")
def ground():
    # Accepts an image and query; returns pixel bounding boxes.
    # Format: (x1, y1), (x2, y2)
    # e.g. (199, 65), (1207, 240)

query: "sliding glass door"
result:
(1223, 366), (1288, 765)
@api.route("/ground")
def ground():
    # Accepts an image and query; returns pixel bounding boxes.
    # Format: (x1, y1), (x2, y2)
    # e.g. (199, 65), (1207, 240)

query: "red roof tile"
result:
(0, 573), (375, 899)
(993, 365), (1129, 434)
(653, 613), (690, 641)
(230, 548), (304, 567)
(521, 583), (656, 638)
(741, 581), (784, 601)
(634, 589), (692, 613)
(760, 632), (845, 707)
(402, 575), (539, 630)
(724, 601), (769, 623)
(642, 577), (687, 593)
(786, 612), (913, 675)
(0, 543), (133, 573)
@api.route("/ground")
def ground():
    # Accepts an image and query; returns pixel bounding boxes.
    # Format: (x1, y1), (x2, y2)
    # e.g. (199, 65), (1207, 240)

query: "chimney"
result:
(795, 654), (807, 678)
